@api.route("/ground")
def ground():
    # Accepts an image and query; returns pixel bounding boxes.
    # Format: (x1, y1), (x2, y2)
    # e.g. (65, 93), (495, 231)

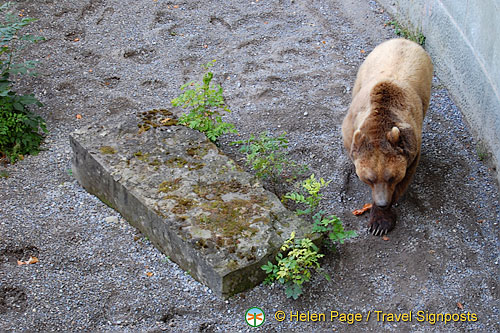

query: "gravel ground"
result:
(1, 0), (499, 332)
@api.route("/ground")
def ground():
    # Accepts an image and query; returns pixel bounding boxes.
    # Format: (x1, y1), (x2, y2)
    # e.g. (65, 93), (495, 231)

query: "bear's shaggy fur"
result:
(342, 39), (433, 235)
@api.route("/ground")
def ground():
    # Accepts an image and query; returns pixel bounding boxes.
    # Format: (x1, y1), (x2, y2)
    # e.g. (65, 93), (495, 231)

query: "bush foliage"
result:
(171, 60), (236, 142)
(0, 2), (46, 163)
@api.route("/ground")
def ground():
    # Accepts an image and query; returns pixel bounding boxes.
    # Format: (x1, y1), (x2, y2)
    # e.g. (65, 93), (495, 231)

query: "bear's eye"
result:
(365, 176), (376, 185)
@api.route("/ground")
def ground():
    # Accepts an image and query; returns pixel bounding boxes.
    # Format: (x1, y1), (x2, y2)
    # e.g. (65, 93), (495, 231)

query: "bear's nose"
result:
(376, 203), (389, 210)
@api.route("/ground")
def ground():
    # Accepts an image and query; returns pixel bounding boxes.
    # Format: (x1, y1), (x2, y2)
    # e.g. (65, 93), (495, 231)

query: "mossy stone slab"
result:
(70, 111), (315, 298)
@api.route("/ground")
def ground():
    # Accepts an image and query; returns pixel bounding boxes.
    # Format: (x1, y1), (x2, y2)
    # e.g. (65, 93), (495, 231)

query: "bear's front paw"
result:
(368, 204), (396, 236)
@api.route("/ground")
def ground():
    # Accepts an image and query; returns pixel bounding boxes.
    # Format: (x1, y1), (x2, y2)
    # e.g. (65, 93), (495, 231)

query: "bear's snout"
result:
(372, 183), (392, 209)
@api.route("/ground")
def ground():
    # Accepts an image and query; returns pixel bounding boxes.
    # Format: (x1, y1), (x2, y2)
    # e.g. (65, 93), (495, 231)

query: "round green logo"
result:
(245, 307), (265, 327)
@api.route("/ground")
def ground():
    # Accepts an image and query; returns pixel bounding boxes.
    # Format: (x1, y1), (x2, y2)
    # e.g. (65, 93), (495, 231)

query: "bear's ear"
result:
(386, 126), (400, 144)
(353, 129), (363, 147)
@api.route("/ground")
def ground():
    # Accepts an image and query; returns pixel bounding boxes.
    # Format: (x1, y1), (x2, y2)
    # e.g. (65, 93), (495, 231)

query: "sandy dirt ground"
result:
(1, 0), (499, 332)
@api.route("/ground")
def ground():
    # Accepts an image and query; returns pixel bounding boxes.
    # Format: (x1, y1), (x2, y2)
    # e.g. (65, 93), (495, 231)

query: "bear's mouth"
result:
(375, 203), (390, 210)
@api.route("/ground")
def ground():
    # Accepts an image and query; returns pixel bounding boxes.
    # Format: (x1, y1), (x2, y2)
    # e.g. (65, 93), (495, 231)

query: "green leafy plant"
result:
(171, 60), (236, 142)
(0, 2), (46, 163)
(476, 141), (488, 161)
(262, 172), (357, 299)
(231, 131), (308, 182)
(283, 174), (331, 215)
(285, 174), (357, 246)
(387, 20), (425, 46)
(312, 211), (357, 249)
(262, 232), (329, 299)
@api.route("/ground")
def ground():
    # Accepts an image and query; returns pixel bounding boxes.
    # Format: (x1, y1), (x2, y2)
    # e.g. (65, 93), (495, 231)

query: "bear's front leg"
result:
(368, 204), (396, 235)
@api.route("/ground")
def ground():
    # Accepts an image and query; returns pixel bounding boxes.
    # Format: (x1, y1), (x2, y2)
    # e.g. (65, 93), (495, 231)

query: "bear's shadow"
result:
(400, 149), (475, 219)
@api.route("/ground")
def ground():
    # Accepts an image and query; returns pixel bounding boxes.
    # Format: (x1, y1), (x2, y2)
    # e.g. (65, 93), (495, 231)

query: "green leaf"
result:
(284, 192), (306, 204)
(296, 208), (311, 216)
(18, 94), (39, 105)
(12, 102), (24, 111)
(20, 34), (45, 43)
(285, 283), (303, 299)
(261, 261), (275, 273)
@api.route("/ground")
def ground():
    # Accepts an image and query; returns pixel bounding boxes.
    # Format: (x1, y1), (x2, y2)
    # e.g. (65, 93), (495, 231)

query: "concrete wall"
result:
(376, 0), (500, 184)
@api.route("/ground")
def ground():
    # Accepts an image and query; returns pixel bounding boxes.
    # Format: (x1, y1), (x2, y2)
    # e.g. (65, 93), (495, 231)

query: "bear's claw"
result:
(370, 227), (388, 236)
(368, 204), (396, 236)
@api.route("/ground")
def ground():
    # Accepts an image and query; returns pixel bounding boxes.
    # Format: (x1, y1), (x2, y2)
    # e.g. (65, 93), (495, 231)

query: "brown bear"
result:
(342, 39), (433, 235)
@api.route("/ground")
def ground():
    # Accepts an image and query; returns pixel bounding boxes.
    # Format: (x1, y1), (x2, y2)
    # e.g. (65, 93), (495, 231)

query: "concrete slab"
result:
(70, 110), (315, 298)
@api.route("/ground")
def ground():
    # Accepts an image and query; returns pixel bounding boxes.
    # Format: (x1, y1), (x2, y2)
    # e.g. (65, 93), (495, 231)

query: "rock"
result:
(104, 216), (119, 224)
(70, 111), (317, 298)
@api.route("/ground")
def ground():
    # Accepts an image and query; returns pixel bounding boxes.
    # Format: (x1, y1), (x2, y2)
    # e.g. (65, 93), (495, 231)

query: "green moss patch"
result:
(193, 179), (250, 200)
(165, 157), (188, 168)
(166, 195), (196, 214)
(149, 159), (161, 166)
(158, 178), (182, 193)
(133, 151), (150, 162)
(188, 162), (205, 170)
(100, 146), (117, 154)
(137, 109), (178, 134)
(186, 145), (211, 159)
(197, 198), (267, 239)
(164, 156), (205, 170)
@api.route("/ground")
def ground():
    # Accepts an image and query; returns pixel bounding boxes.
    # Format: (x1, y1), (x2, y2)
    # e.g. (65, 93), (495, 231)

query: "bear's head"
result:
(350, 125), (415, 209)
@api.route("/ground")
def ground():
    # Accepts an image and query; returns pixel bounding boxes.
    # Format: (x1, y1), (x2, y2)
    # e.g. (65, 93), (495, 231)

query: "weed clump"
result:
(263, 174), (357, 299)
(262, 232), (327, 300)
(387, 20), (426, 46)
(232, 131), (308, 183)
(171, 60), (237, 142)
